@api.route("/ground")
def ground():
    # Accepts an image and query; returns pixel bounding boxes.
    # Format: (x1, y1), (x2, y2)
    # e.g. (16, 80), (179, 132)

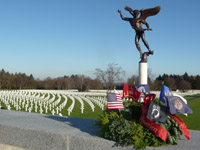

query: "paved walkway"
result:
(186, 95), (200, 101)
(0, 109), (199, 150)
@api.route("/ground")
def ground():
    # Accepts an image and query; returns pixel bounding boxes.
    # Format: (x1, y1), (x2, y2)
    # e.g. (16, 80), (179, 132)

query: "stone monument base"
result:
(0, 108), (199, 150)
(139, 61), (148, 85)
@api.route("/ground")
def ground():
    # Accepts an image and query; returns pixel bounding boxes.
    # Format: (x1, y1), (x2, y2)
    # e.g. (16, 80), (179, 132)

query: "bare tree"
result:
(153, 80), (162, 90)
(164, 77), (177, 91)
(44, 77), (54, 89)
(128, 75), (138, 86)
(95, 63), (125, 89)
(178, 80), (191, 92)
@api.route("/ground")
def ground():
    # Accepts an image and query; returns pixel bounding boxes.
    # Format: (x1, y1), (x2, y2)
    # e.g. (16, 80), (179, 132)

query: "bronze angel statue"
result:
(118, 6), (161, 60)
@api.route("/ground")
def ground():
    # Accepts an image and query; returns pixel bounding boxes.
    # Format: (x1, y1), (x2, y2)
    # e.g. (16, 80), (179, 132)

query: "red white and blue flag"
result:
(107, 93), (124, 109)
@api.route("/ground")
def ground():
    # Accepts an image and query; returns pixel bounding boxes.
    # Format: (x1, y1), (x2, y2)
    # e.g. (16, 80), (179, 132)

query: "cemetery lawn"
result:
(0, 94), (104, 120)
(178, 95), (200, 130)
(1, 91), (199, 129)
(61, 96), (104, 120)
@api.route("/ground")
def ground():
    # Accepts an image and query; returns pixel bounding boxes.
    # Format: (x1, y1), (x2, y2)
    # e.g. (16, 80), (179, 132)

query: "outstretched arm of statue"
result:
(143, 20), (152, 31)
(118, 9), (129, 21)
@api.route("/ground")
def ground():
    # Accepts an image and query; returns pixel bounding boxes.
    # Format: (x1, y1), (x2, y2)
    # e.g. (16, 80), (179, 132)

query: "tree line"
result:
(0, 69), (103, 91)
(0, 66), (200, 91)
(154, 72), (200, 91)
(128, 72), (200, 92)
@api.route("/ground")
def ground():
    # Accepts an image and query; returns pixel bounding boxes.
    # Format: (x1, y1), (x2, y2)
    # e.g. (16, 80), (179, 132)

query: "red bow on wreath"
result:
(139, 93), (190, 141)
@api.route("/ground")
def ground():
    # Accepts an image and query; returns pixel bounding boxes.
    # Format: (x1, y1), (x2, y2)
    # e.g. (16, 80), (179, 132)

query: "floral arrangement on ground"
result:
(95, 99), (185, 149)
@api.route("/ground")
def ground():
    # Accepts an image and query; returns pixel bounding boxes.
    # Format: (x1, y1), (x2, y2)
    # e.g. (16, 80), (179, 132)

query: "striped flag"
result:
(107, 93), (124, 109)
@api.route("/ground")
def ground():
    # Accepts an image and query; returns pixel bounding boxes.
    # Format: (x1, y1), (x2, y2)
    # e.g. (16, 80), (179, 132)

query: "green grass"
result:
(1, 92), (199, 128)
(0, 102), (7, 110)
(178, 96), (200, 130)
(155, 95), (200, 130)
(69, 98), (103, 120)
(0, 94), (105, 120)
(184, 94), (200, 99)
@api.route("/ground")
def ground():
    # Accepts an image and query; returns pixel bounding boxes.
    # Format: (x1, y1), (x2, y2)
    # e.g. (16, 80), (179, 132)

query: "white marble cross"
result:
(25, 105), (28, 111)
(102, 105), (104, 110)
(35, 105), (38, 112)
(22, 102), (25, 108)
(16, 105), (19, 111)
(81, 106), (84, 114)
(7, 105), (11, 110)
(56, 107), (59, 114)
(67, 108), (71, 116)
(43, 102), (46, 108)
(45, 106), (48, 114)
(39, 108), (43, 114)
(91, 106), (94, 112)
(30, 102), (33, 108)
(51, 109), (55, 115)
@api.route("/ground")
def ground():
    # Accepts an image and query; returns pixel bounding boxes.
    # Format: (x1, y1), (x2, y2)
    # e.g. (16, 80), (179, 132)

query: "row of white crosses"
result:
(0, 90), (52, 114)
(95, 96), (107, 105)
(73, 95), (84, 113)
(67, 95), (75, 116)
(0, 90), (107, 116)
(0, 91), (54, 114)
(0, 95), (11, 110)
(0, 91), (17, 111)
(79, 95), (95, 112)
(86, 96), (105, 110)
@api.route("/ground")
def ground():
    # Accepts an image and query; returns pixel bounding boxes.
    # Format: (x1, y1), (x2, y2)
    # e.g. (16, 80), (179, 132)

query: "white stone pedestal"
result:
(139, 61), (148, 84)
(138, 61), (148, 103)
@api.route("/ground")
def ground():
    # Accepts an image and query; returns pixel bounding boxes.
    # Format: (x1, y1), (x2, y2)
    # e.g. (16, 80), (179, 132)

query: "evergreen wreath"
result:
(95, 99), (184, 149)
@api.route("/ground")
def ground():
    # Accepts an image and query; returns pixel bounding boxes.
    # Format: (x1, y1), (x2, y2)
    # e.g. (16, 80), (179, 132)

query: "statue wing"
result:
(139, 6), (161, 21)
(124, 6), (134, 13)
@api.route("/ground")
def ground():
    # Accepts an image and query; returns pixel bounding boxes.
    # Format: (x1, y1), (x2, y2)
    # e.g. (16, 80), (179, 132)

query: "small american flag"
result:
(107, 93), (124, 109)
